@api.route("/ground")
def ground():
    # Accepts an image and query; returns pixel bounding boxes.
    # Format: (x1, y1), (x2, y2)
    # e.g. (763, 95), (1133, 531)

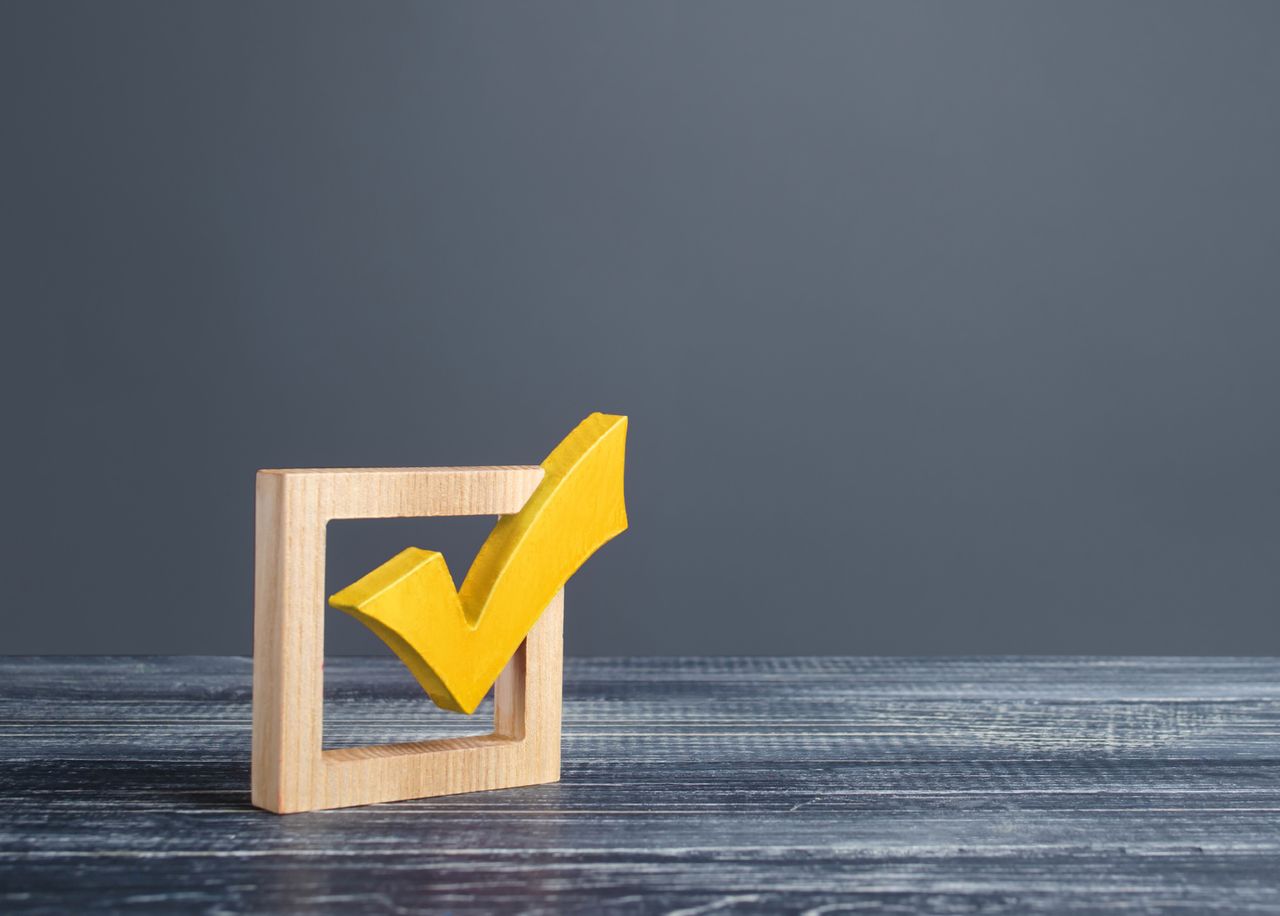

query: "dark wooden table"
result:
(2, 657), (1278, 914)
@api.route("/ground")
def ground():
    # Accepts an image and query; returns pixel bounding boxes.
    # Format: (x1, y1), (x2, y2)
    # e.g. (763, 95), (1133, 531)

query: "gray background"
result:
(4, 1), (1278, 657)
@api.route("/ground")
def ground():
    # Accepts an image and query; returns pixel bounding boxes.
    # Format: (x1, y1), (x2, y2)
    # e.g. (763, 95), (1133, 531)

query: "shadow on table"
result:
(1, 758), (256, 811)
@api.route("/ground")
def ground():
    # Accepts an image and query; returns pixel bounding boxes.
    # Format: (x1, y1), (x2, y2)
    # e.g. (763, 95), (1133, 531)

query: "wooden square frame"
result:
(251, 465), (563, 814)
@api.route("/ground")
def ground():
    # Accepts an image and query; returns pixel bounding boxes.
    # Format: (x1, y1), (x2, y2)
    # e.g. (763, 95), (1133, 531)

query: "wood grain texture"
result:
(252, 465), (560, 813)
(3, 656), (1280, 913)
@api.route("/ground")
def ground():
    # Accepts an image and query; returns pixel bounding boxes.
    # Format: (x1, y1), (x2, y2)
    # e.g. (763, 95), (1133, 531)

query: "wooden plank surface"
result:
(1, 656), (1278, 913)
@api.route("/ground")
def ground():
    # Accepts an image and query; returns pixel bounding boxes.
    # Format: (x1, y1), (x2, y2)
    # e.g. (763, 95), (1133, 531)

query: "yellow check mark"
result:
(328, 413), (628, 714)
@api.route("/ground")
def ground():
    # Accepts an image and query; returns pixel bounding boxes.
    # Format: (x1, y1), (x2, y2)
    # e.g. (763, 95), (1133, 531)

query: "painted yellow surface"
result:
(328, 413), (628, 714)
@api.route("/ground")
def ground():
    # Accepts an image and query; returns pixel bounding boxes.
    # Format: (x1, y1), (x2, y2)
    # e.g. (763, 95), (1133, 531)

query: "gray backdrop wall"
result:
(4, 1), (1278, 657)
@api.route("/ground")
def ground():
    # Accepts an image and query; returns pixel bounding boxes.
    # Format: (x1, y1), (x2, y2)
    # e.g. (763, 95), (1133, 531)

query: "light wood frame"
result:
(251, 466), (563, 814)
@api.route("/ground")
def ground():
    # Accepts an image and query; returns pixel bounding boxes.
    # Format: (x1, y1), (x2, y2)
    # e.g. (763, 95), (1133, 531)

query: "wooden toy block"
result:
(251, 414), (627, 814)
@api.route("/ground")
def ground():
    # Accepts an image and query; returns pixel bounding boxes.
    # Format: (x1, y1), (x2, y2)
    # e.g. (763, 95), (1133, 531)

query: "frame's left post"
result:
(251, 470), (327, 813)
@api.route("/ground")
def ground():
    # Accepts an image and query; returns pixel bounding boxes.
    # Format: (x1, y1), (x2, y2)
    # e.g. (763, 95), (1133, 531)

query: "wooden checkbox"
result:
(251, 466), (562, 814)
